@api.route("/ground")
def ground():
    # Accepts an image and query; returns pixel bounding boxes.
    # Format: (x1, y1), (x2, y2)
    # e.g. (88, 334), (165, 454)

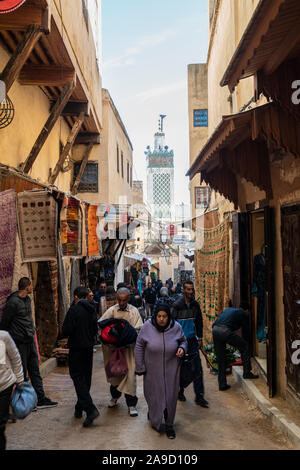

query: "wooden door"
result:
(281, 205), (300, 398)
(264, 206), (276, 397)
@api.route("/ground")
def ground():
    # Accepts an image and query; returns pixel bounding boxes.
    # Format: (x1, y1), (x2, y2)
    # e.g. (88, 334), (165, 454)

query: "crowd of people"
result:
(0, 275), (260, 449)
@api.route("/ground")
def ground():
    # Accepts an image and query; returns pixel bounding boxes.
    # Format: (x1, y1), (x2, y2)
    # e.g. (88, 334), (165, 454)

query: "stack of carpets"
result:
(61, 197), (82, 257)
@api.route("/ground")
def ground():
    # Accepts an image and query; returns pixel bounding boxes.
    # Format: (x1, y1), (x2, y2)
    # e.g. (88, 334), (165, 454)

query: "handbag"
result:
(105, 347), (128, 378)
(180, 352), (202, 389)
(11, 382), (37, 419)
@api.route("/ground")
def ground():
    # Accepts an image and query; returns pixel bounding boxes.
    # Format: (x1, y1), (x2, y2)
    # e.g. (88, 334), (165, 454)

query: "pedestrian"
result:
(212, 302), (259, 391)
(94, 279), (107, 309)
(135, 305), (187, 439)
(142, 282), (157, 319)
(62, 286), (100, 427)
(99, 287), (143, 417)
(0, 330), (24, 450)
(0, 277), (58, 410)
(137, 278), (143, 297)
(172, 280), (209, 408)
(154, 287), (175, 311)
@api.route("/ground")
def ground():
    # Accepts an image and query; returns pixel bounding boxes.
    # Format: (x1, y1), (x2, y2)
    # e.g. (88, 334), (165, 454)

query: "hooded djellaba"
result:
(134, 304), (187, 439)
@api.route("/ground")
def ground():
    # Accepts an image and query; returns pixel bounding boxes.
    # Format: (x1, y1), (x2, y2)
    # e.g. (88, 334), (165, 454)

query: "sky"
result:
(101, 0), (209, 213)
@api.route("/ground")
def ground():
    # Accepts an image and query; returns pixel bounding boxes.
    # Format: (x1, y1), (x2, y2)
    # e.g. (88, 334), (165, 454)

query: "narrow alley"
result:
(6, 349), (293, 451)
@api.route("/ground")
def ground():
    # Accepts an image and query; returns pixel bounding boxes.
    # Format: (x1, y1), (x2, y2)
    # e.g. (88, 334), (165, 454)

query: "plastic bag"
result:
(11, 382), (37, 419)
(180, 352), (202, 388)
(105, 347), (128, 378)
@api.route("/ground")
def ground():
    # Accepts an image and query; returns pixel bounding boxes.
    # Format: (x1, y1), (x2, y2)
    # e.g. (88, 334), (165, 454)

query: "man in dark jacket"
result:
(142, 282), (157, 318)
(63, 286), (99, 427)
(0, 277), (57, 410)
(172, 280), (209, 408)
(212, 302), (259, 391)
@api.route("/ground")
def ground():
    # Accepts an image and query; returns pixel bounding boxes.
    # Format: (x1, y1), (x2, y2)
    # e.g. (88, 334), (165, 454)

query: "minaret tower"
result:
(145, 115), (175, 223)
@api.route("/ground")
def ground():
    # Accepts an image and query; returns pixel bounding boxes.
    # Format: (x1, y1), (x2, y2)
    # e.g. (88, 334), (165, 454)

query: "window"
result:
(127, 162), (129, 183)
(117, 145), (119, 173)
(82, 0), (89, 31)
(130, 166), (132, 187)
(73, 162), (98, 193)
(195, 186), (210, 209)
(194, 109), (208, 127)
(121, 152), (124, 178)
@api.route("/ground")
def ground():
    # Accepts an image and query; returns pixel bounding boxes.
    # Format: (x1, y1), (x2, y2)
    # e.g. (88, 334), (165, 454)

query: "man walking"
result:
(172, 280), (209, 408)
(99, 287), (143, 417)
(142, 282), (157, 319)
(0, 277), (57, 410)
(212, 302), (259, 391)
(63, 286), (99, 427)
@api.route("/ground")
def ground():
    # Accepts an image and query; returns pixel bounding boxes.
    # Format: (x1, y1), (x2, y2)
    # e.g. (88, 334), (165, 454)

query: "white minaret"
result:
(145, 115), (175, 225)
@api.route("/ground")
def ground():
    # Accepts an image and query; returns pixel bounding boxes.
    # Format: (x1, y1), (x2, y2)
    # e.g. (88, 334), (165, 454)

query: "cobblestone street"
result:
(6, 350), (294, 451)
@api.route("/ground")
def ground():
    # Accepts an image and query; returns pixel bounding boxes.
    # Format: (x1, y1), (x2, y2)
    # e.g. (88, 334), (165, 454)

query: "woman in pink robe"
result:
(135, 305), (187, 439)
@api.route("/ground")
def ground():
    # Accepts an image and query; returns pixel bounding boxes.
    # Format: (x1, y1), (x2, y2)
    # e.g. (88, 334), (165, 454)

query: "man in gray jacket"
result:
(0, 330), (24, 450)
(0, 277), (57, 410)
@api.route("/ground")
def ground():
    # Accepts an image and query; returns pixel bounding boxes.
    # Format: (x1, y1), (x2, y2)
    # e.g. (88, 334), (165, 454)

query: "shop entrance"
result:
(233, 207), (276, 397)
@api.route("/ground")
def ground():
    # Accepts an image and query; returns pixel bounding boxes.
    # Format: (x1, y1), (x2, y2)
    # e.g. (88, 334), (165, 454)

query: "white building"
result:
(145, 115), (175, 225)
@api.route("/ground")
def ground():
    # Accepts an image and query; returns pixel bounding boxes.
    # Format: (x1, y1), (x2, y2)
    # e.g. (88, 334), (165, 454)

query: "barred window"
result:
(194, 109), (208, 127)
(195, 186), (210, 209)
(73, 162), (98, 193)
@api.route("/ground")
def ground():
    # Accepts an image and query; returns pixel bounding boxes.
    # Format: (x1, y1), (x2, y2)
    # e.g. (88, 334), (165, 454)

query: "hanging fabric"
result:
(17, 190), (58, 262)
(0, 189), (17, 320)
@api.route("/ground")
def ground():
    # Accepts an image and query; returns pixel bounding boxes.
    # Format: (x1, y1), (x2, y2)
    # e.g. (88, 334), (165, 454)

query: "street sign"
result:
(0, 1), (26, 14)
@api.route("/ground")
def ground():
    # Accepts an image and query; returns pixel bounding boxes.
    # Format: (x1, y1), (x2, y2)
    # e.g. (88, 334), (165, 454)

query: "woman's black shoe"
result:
(219, 384), (231, 391)
(83, 408), (99, 427)
(74, 408), (83, 419)
(165, 425), (176, 439)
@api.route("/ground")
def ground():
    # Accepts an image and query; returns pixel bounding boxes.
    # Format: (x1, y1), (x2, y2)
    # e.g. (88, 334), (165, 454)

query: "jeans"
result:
(212, 325), (251, 389)
(110, 385), (138, 407)
(16, 341), (45, 401)
(180, 337), (204, 398)
(69, 347), (96, 415)
(0, 385), (13, 451)
(145, 303), (154, 318)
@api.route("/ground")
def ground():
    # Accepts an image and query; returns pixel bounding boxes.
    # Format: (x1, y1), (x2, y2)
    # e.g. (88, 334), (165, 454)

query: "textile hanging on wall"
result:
(0, 189), (17, 320)
(17, 191), (58, 262)
(195, 220), (230, 346)
(80, 201), (87, 257)
(87, 204), (100, 257)
(57, 240), (69, 334)
(70, 258), (81, 300)
(61, 197), (82, 257)
(34, 262), (58, 358)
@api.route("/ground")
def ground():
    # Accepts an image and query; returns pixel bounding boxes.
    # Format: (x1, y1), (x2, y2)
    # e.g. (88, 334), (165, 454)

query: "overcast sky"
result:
(101, 0), (208, 212)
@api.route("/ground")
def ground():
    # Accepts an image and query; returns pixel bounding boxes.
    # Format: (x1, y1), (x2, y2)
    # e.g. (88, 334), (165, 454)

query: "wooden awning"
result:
(186, 103), (300, 207)
(220, 0), (300, 93)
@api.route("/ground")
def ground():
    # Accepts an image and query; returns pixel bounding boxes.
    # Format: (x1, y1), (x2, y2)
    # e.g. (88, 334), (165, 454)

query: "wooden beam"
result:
(264, 22), (300, 75)
(75, 133), (100, 145)
(0, 25), (44, 93)
(0, 4), (49, 32)
(72, 143), (94, 194)
(61, 101), (90, 117)
(23, 80), (76, 174)
(49, 111), (85, 185)
(19, 65), (75, 86)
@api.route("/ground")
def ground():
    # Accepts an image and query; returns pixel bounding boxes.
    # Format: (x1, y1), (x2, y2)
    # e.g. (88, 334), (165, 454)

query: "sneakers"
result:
(243, 372), (259, 379)
(108, 398), (118, 408)
(128, 406), (138, 417)
(195, 395), (209, 408)
(165, 425), (176, 439)
(83, 408), (100, 428)
(219, 384), (231, 391)
(178, 391), (186, 402)
(36, 397), (58, 409)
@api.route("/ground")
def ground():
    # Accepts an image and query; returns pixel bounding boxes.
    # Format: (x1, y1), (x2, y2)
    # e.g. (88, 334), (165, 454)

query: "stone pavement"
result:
(6, 349), (294, 450)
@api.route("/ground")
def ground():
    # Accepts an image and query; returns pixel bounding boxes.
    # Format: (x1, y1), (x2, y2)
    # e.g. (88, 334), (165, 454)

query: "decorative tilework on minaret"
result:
(145, 115), (174, 222)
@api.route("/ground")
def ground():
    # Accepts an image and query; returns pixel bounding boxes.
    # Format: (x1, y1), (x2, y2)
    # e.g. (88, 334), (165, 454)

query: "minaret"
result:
(145, 115), (174, 223)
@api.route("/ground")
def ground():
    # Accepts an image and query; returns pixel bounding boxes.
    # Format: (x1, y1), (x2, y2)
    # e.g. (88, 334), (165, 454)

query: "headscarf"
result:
(151, 303), (174, 332)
